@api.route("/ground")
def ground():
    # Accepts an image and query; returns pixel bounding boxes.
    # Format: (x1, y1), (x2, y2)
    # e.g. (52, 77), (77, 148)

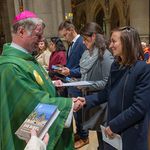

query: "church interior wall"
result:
(0, 0), (149, 47)
(129, 0), (149, 43)
(72, 0), (150, 43)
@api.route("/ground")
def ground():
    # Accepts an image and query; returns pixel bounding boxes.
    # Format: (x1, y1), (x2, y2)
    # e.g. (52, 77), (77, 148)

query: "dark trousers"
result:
(74, 109), (89, 139)
(97, 131), (104, 150)
(67, 87), (89, 138)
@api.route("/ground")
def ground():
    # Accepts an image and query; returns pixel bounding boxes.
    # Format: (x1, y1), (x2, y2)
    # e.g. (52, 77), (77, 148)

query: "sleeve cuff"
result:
(24, 136), (46, 150)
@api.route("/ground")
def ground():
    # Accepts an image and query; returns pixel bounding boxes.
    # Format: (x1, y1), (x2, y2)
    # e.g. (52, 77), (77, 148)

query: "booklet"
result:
(62, 81), (93, 87)
(100, 125), (122, 150)
(15, 103), (60, 141)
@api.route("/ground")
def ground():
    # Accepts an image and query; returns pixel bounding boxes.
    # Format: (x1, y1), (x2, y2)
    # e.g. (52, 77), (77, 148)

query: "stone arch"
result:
(73, 9), (86, 32)
(79, 11), (86, 31)
(0, 0), (15, 53)
(109, 1), (126, 27)
(87, 0), (105, 20)
(126, 5), (130, 26)
(0, 13), (5, 54)
(110, 5), (120, 29)
(88, 0), (105, 31)
(95, 8), (105, 31)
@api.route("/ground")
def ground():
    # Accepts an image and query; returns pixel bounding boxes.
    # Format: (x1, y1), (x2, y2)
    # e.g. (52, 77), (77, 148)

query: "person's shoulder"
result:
(43, 49), (51, 55)
(55, 50), (64, 54)
(73, 35), (86, 50)
(57, 50), (65, 53)
(135, 60), (149, 68)
(101, 49), (114, 64)
(0, 62), (21, 77)
(57, 50), (66, 56)
(104, 49), (112, 55)
(75, 35), (83, 44)
(103, 49), (113, 58)
(133, 60), (150, 75)
(0, 55), (20, 65)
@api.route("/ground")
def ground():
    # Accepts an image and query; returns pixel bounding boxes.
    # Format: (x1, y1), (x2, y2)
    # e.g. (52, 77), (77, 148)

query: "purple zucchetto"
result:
(13, 10), (38, 24)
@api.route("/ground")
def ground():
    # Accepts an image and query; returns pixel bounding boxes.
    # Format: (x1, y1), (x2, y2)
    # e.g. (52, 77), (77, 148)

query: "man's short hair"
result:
(58, 20), (75, 31)
(11, 18), (45, 34)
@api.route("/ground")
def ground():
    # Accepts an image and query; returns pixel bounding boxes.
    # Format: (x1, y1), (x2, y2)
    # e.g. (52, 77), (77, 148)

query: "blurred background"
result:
(0, 0), (149, 53)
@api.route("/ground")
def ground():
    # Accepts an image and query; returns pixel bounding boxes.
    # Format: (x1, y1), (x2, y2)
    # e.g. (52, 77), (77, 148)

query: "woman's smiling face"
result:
(109, 31), (123, 58)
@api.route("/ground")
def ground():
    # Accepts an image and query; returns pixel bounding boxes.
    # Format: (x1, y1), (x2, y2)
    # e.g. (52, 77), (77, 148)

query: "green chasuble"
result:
(0, 44), (74, 150)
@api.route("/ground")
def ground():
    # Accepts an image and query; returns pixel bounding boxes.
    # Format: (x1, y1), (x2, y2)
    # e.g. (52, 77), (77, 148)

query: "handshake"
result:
(72, 97), (86, 112)
(52, 80), (86, 112)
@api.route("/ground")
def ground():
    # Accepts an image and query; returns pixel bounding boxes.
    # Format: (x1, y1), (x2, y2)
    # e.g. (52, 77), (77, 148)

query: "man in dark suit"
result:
(58, 20), (88, 148)
(58, 20), (86, 96)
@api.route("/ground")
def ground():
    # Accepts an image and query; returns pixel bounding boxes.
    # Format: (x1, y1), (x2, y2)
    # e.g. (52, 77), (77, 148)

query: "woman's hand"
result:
(104, 126), (115, 139)
(59, 67), (70, 76)
(52, 80), (63, 87)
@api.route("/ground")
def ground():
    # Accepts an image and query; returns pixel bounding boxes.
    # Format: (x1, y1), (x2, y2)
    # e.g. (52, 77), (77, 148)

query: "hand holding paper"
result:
(52, 80), (63, 87)
(105, 126), (115, 139)
(100, 125), (122, 150)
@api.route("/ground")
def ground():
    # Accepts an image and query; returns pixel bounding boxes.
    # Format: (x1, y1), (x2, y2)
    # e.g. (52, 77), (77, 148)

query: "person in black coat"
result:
(74, 26), (150, 150)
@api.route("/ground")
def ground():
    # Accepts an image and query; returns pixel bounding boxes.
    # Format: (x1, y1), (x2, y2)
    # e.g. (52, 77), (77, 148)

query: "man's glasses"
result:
(82, 35), (92, 42)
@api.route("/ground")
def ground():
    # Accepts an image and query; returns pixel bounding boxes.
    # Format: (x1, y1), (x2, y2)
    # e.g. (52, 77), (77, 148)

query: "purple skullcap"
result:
(13, 10), (38, 24)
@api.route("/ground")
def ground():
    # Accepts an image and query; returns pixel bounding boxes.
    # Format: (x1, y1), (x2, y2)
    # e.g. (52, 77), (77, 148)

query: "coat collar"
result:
(2, 43), (37, 62)
(110, 61), (130, 86)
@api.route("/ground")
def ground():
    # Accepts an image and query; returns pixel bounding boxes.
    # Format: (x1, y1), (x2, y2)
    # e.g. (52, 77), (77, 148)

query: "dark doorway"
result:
(96, 9), (104, 31)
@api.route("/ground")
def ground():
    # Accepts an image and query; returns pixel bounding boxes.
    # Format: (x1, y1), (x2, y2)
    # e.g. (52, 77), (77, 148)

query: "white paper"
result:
(62, 81), (93, 87)
(100, 125), (122, 150)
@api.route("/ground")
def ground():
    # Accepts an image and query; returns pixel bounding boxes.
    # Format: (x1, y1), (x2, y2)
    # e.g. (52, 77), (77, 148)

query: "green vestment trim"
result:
(0, 43), (74, 150)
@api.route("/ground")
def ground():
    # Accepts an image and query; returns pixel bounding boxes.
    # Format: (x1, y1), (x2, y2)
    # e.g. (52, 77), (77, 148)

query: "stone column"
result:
(1, 0), (15, 42)
(62, 0), (72, 19)
(130, 0), (149, 43)
(56, 0), (64, 25)
(24, 0), (65, 38)
(104, 17), (111, 37)
(13, 0), (20, 14)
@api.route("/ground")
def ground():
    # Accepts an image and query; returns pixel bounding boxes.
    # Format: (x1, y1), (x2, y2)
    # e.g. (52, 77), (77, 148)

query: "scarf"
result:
(80, 47), (99, 80)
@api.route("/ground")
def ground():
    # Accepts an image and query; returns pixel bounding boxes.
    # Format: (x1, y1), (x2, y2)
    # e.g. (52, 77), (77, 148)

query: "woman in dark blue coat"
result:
(75, 26), (150, 150)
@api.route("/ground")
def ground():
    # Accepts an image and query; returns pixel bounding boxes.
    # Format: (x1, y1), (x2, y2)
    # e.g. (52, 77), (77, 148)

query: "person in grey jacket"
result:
(74, 22), (114, 149)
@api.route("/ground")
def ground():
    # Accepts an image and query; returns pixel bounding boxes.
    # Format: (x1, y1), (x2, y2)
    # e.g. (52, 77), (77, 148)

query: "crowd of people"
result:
(0, 10), (150, 150)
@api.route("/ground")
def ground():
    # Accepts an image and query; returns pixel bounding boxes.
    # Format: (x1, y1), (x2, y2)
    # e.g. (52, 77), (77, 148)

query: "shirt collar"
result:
(72, 34), (80, 43)
(11, 42), (29, 54)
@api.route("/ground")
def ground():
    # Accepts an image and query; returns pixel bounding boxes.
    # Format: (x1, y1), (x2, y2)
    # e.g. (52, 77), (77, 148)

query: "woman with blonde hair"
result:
(36, 38), (51, 69)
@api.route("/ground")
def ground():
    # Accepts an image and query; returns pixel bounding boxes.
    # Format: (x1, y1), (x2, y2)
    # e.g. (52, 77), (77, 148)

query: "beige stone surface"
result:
(76, 131), (98, 150)
(73, 118), (98, 150)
